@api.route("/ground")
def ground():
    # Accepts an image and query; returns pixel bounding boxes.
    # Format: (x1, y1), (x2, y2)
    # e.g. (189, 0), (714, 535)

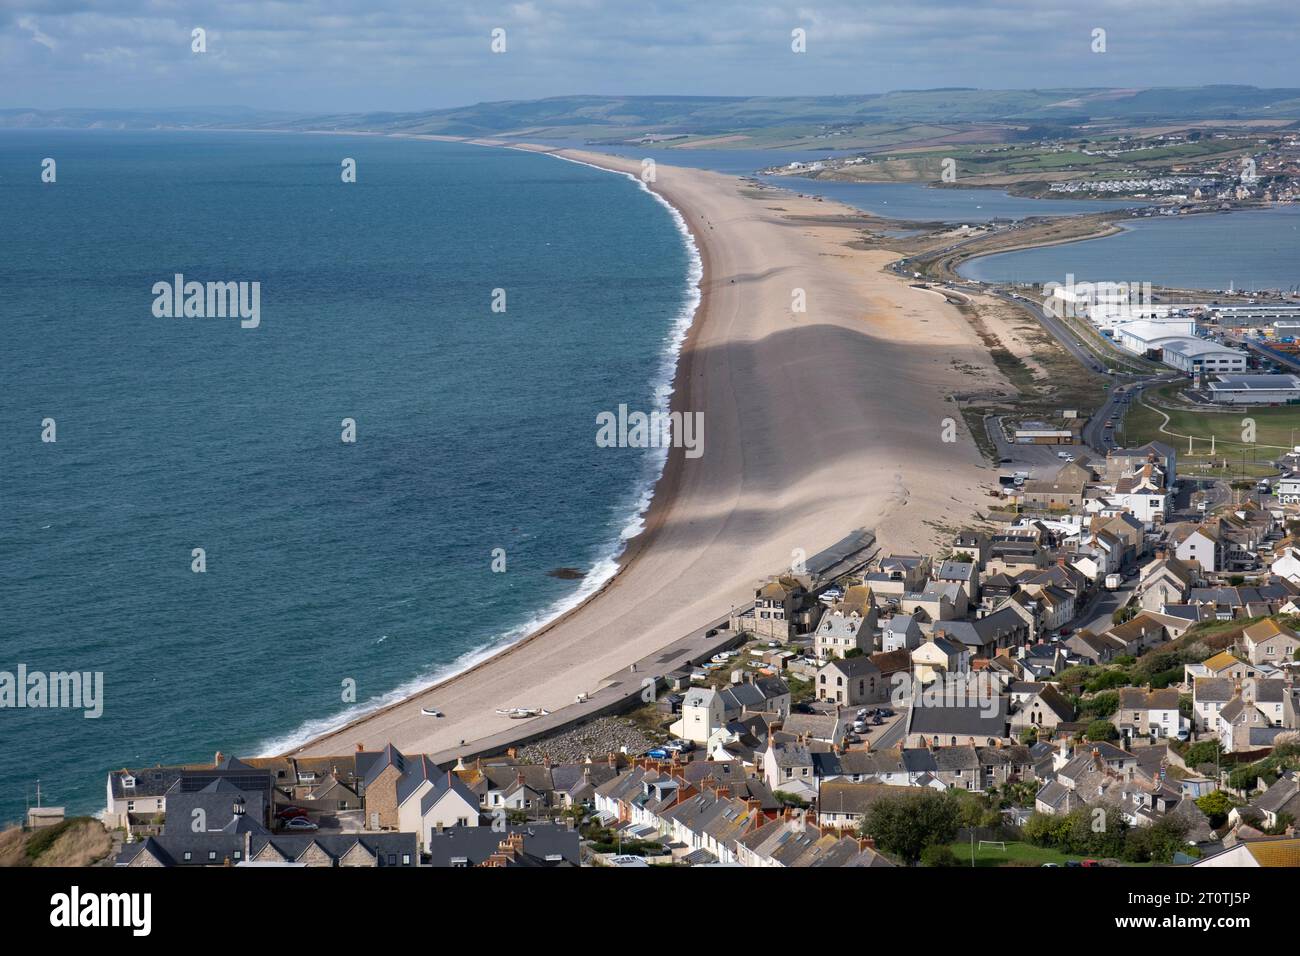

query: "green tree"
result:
(1195, 790), (1235, 829)
(861, 791), (960, 864)
(1085, 719), (1119, 742)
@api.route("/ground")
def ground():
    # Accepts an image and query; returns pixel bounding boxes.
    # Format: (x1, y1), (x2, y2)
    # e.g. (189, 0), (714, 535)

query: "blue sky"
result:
(3, 0), (1298, 113)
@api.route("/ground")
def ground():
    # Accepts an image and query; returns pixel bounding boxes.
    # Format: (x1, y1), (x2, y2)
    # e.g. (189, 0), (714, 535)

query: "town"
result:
(21, 443), (1286, 868)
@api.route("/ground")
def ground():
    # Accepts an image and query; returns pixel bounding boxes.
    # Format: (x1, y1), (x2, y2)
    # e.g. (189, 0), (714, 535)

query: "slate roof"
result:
(907, 694), (1009, 739)
(425, 823), (580, 867)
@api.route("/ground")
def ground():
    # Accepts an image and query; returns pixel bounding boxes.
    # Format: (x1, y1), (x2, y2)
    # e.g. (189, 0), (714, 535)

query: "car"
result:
(871, 715), (884, 726)
(1176, 728), (1190, 742)
(283, 816), (318, 831)
(646, 747), (670, 759)
(276, 806), (309, 819)
(1081, 859), (1100, 868)
(998, 458), (1012, 464)
(876, 708), (894, 718)
(706, 628), (718, 637)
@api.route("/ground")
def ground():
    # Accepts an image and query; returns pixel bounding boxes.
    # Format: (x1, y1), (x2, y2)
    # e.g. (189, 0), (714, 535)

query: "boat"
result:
(496, 707), (550, 719)
(420, 707), (443, 717)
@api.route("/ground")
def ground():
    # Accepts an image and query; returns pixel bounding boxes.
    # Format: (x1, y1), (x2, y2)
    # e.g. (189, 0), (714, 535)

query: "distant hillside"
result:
(4, 86), (1299, 136)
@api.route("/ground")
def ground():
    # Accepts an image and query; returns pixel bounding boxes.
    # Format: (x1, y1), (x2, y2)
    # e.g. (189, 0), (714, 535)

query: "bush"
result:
(1084, 670), (1132, 693)
(1196, 791), (1235, 829)
(1078, 690), (1118, 719)
(1183, 740), (1221, 767)
(919, 843), (960, 867)
(1085, 719), (1119, 742)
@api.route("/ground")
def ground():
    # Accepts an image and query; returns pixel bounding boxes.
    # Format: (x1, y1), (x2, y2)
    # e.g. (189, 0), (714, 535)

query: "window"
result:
(207, 851), (217, 861)
(183, 851), (192, 861)
(402, 854), (411, 865)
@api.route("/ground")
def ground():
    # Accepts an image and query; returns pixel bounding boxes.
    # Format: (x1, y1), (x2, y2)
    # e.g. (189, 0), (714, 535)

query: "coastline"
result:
(279, 134), (998, 764)
(255, 137), (709, 756)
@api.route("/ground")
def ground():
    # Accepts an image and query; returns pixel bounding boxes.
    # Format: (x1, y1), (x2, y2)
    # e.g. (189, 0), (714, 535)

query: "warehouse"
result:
(1205, 373), (1300, 405)
(1160, 339), (1248, 375)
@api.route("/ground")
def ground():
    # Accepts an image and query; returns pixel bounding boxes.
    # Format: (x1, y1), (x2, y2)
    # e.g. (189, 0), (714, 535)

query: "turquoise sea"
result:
(0, 130), (697, 822)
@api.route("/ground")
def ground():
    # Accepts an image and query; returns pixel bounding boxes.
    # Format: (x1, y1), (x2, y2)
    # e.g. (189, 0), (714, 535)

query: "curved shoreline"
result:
(275, 141), (712, 757)
(283, 137), (1001, 762)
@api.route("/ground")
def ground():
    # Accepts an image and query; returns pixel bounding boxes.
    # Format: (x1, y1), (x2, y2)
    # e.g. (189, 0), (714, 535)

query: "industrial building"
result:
(1159, 339), (1248, 375)
(1204, 373), (1300, 405)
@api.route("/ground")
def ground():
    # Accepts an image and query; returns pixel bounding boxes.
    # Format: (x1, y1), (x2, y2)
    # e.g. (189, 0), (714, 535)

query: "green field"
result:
(1122, 383), (1299, 478)
(943, 839), (1089, 867)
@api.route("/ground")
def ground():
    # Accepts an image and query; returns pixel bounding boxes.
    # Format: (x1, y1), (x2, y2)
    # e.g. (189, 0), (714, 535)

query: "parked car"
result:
(283, 817), (319, 831)
(276, 806), (309, 820)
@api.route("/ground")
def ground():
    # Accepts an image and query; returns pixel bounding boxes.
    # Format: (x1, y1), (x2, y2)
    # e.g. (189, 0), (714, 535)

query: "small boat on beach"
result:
(496, 707), (550, 719)
(420, 707), (443, 717)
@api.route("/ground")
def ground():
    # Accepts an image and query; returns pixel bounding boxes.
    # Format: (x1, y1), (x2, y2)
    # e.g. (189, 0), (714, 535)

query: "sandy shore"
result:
(285, 142), (1006, 760)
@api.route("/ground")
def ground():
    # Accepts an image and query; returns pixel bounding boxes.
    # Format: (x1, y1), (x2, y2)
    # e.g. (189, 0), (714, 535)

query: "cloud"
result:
(17, 14), (57, 50)
(0, 0), (1296, 111)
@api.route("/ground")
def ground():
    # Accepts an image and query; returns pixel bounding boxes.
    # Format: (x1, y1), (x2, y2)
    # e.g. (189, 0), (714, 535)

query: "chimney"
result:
(214, 751), (223, 767)
(716, 786), (730, 799)
(355, 742), (364, 753)
(746, 798), (761, 814)
(542, 752), (552, 769)
(607, 751), (617, 769)
(507, 747), (518, 760)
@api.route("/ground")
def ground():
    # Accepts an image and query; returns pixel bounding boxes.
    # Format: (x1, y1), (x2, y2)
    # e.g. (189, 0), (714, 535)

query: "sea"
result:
(957, 204), (1300, 292)
(531, 138), (1133, 222)
(0, 129), (699, 822)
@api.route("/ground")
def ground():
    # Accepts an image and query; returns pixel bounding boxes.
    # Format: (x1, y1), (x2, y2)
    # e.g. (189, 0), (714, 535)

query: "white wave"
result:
(255, 144), (703, 757)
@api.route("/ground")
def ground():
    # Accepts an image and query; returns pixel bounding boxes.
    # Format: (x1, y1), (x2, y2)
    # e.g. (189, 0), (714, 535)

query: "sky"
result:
(2, 0), (1298, 114)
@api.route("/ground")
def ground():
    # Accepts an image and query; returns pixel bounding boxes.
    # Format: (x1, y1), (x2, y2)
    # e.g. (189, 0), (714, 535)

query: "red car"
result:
(275, 806), (309, 820)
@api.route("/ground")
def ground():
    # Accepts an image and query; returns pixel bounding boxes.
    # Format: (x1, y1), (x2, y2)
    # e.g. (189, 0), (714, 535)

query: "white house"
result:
(672, 688), (724, 744)
(880, 613), (922, 652)
(1270, 544), (1300, 584)
(396, 771), (482, 848)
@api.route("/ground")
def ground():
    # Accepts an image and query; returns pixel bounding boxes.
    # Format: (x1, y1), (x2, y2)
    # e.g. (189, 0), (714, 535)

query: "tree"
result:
(861, 791), (960, 864)
(1196, 790), (1235, 829)
(1085, 719), (1120, 742)
(1184, 740), (1221, 768)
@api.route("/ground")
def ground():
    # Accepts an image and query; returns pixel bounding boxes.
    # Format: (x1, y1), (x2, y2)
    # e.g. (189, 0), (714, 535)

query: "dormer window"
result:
(122, 775), (136, 789)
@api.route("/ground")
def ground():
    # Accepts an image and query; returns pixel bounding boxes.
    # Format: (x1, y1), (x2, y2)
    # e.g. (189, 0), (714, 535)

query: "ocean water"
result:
(0, 130), (697, 822)
(958, 205), (1300, 291)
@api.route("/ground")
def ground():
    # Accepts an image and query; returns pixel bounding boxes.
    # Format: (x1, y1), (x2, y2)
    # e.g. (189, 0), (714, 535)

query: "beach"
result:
(286, 143), (1007, 760)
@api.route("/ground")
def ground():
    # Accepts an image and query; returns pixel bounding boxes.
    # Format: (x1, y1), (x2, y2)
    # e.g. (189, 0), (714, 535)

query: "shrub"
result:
(1085, 719), (1119, 742)
(919, 843), (960, 867)
(1196, 790), (1235, 829)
